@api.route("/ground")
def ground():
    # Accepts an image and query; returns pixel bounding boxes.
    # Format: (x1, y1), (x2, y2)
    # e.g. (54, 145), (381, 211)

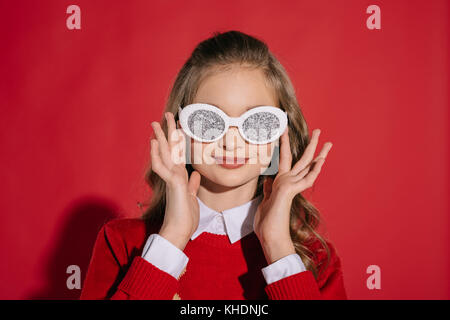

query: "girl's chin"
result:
(209, 169), (262, 187)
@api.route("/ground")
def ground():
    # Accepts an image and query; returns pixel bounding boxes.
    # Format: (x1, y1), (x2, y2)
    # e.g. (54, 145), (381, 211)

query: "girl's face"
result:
(187, 65), (279, 188)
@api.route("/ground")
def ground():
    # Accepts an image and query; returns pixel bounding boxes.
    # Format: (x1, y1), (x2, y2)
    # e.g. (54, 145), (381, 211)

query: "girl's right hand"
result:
(150, 112), (201, 251)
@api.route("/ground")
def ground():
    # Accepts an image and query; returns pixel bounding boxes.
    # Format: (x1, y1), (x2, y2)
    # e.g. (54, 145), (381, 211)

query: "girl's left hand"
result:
(253, 128), (333, 264)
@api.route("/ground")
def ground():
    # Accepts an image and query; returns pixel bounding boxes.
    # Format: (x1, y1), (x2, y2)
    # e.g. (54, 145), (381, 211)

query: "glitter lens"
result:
(242, 112), (280, 142)
(187, 110), (226, 141)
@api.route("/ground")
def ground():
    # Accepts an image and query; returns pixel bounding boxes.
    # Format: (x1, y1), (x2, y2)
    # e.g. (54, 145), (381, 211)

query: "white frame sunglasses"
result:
(178, 103), (288, 145)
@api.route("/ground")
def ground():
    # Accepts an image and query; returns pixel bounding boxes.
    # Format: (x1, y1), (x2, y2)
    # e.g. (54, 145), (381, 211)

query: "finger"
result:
(166, 112), (178, 147)
(291, 129), (321, 175)
(166, 112), (185, 165)
(151, 121), (173, 167)
(172, 129), (187, 165)
(294, 157), (326, 189)
(314, 142), (333, 161)
(150, 139), (171, 181)
(278, 127), (292, 174)
(293, 142), (332, 182)
(293, 157), (320, 182)
(187, 170), (201, 196)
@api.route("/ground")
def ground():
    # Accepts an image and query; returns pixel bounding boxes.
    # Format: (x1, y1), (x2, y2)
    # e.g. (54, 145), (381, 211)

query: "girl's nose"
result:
(217, 127), (245, 152)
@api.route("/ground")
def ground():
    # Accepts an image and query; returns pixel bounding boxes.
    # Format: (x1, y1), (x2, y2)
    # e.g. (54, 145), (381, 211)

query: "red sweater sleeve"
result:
(264, 240), (347, 300)
(80, 221), (178, 300)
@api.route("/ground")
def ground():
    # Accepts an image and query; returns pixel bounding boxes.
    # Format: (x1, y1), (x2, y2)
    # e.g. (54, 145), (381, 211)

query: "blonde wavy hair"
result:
(140, 30), (330, 279)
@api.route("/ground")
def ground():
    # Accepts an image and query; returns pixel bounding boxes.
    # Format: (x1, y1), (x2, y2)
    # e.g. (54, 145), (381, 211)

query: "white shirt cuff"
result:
(141, 233), (189, 280)
(261, 253), (307, 285)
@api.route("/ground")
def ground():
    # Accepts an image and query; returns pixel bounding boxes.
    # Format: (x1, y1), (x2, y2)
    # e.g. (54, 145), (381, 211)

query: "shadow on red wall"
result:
(26, 196), (119, 299)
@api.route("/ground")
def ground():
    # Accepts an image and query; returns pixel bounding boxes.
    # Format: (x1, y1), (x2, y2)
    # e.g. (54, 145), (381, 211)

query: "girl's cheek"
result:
(254, 142), (276, 166)
(189, 140), (218, 165)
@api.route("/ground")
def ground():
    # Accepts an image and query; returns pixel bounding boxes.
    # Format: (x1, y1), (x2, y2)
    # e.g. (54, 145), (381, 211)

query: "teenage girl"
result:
(80, 30), (347, 300)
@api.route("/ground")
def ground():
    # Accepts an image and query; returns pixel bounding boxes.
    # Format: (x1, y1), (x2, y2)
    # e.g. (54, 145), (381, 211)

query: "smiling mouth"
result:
(213, 156), (249, 165)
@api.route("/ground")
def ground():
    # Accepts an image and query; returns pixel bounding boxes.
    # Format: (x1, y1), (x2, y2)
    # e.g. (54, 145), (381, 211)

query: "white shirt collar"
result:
(191, 195), (264, 244)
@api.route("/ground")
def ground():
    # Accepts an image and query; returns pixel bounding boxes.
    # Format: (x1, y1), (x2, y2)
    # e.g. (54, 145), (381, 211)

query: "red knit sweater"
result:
(80, 218), (347, 300)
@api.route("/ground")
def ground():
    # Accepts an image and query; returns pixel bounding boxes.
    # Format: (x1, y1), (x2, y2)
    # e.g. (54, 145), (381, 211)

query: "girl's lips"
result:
(214, 156), (249, 168)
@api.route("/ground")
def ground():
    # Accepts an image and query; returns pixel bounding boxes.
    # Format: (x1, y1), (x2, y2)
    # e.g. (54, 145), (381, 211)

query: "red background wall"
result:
(0, 0), (448, 299)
